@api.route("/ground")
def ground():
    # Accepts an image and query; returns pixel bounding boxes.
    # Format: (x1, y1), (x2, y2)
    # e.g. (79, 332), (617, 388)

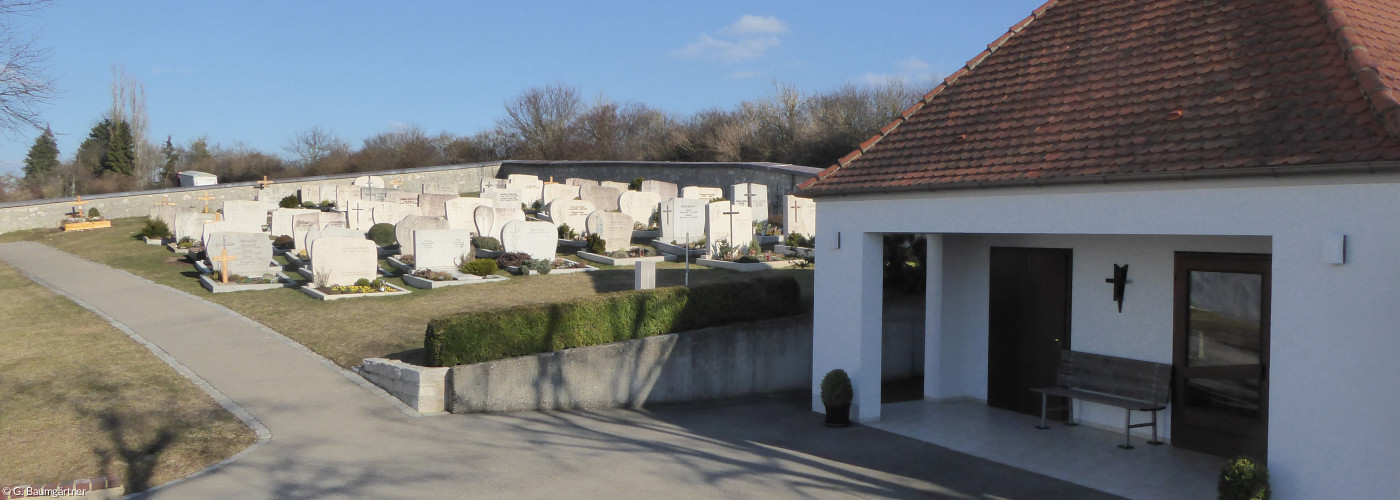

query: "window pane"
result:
(1185, 378), (1261, 418)
(1187, 271), (1262, 367)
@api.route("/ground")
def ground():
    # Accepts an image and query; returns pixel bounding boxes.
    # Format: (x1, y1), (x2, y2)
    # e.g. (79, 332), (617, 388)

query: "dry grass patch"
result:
(0, 218), (813, 368)
(0, 260), (257, 490)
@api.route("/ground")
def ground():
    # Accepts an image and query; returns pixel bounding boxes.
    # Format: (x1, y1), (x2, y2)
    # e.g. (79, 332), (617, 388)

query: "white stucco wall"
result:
(810, 173), (1400, 499)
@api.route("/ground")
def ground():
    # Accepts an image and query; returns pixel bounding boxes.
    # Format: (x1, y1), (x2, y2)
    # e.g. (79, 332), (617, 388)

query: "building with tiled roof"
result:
(805, 1), (1400, 498)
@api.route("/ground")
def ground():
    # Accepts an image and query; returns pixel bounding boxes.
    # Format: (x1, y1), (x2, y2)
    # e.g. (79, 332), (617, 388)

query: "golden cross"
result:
(197, 192), (216, 213)
(156, 195), (175, 206)
(69, 195), (86, 216)
(210, 248), (237, 284)
(256, 176), (275, 189)
(389, 179), (403, 188)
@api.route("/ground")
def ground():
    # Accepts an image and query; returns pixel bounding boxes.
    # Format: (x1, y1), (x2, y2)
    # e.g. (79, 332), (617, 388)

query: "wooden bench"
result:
(1030, 350), (1172, 449)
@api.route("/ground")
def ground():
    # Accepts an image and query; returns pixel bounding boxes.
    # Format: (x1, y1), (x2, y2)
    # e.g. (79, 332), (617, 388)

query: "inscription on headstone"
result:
(681, 186), (724, 201)
(660, 198), (707, 244)
(579, 185), (622, 212)
(413, 229), (474, 270)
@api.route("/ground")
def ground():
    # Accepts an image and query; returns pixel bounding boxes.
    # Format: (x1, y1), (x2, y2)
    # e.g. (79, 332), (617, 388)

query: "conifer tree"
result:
(22, 126), (58, 181)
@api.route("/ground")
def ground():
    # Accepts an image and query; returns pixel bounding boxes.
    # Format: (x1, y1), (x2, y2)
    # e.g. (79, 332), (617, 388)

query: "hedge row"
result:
(423, 276), (803, 367)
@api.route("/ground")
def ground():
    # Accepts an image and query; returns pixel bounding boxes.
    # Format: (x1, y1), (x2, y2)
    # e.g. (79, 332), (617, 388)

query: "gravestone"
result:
(488, 189), (522, 210)
(372, 204), (420, 226)
(320, 211), (348, 229)
(784, 195), (816, 239)
(584, 211), (634, 253)
(360, 187), (390, 201)
(480, 178), (510, 193)
(579, 185), (621, 212)
(472, 206), (496, 240)
(418, 193), (460, 218)
(618, 191), (661, 227)
(271, 208), (320, 237)
(444, 198), (493, 230)
(731, 183), (770, 223)
(499, 220), (558, 260)
(421, 182), (458, 195)
(174, 210), (216, 240)
(634, 260), (656, 290)
(352, 175), (386, 188)
(412, 229), (474, 270)
(395, 215), (450, 257)
(221, 200), (267, 234)
(541, 184), (581, 209)
(565, 178), (599, 187)
(507, 175), (544, 207)
(660, 198), (707, 244)
(548, 199), (595, 232)
(382, 190), (420, 207)
(493, 208), (527, 238)
(309, 237), (378, 287)
(206, 232), (274, 277)
(681, 186), (724, 201)
(343, 200), (386, 231)
(201, 221), (235, 246)
(291, 213), (322, 250)
(300, 186), (322, 204)
(335, 185), (362, 206)
(641, 180), (679, 201)
(306, 227), (366, 256)
(600, 180), (629, 192)
(706, 201), (753, 256)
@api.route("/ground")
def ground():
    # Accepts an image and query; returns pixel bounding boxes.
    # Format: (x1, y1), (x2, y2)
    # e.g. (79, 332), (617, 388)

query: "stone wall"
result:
(355, 358), (451, 413)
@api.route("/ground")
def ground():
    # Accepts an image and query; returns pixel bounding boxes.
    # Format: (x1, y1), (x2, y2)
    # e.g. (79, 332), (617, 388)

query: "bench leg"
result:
(1063, 399), (1078, 426)
(1117, 409), (1134, 450)
(1036, 393), (1051, 430)
(1147, 410), (1163, 445)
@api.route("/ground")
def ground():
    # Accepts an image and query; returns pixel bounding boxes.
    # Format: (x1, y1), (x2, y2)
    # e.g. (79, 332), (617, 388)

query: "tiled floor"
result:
(867, 400), (1225, 500)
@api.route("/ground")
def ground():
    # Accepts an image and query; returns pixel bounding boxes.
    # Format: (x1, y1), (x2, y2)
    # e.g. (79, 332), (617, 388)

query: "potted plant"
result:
(820, 368), (853, 427)
(1219, 456), (1270, 500)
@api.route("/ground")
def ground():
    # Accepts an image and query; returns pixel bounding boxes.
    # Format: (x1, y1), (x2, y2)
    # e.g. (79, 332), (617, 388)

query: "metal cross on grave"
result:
(69, 195), (86, 217)
(661, 204), (674, 226)
(210, 248), (237, 284)
(256, 176), (275, 189)
(741, 183), (757, 209)
(156, 195), (175, 206)
(197, 192), (216, 213)
(721, 206), (742, 253)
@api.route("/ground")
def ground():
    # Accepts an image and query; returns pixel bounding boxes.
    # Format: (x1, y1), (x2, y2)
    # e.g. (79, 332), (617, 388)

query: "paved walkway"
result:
(0, 242), (1120, 499)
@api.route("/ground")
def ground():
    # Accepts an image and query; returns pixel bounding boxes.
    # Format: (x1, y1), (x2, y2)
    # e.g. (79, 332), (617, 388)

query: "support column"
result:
(855, 232), (884, 421)
(810, 230), (882, 422)
(923, 234), (944, 400)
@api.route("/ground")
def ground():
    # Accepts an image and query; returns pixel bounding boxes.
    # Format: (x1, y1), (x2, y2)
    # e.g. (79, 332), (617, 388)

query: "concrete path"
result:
(0, 242), (1120, 499)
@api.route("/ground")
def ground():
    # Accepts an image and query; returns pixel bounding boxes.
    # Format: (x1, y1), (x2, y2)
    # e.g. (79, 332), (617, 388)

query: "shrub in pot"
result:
(1218, 456), (1270, 500)
(820, 369), (853, 427)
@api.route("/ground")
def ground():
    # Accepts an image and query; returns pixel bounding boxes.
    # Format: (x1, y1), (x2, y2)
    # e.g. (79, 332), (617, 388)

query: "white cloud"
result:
(673, 15), (788, 63)
(856, 57), (939, 86)
(721, 15), (788, 36)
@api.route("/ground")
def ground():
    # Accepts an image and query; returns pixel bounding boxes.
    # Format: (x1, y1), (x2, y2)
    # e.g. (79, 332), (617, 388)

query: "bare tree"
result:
(284, 125), (348, 167)
(497, 83), (582, 159)
(0, 0), (56, 133)
(110, 66), (155, 186)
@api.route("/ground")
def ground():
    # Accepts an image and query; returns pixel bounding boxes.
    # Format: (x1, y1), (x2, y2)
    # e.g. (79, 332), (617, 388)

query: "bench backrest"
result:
(1055, 350), (1171, 405)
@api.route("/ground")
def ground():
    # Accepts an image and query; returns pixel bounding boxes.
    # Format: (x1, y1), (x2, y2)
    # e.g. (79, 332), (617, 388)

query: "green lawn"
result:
(0, 218), (814, 368)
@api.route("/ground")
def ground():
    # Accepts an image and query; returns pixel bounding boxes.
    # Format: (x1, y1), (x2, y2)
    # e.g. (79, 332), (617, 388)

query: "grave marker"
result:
(541, 184), (580, 209)
(271, 208), (321, 237)
(565, 178), (599, 187)
(444, 197), (493, 230)
(548, 199), (595, 231)
(600, 180), (629, 192)
(395, 215), (450, 257)
(472, 206), (496, 239)
(618, 191), (661, 227)
(681, 186), (723, 201)
(418, 193), (460, 218)
(206, 232), (273, 278)
(499, 220), (558, 260)
(706, 201), (752, 256)
(221, 200), (268, 234)
(584, 211), (634, 253)
(731, 183), (770, 223)
(640, 180), (679, 201)
(309, 237), (378, 287)
(784, 195), (816, 239)
(660, 198), (706, 244)
(352, 175), (386, 188)
(579, 185), (621, 212)
(412, 229), (474, 270)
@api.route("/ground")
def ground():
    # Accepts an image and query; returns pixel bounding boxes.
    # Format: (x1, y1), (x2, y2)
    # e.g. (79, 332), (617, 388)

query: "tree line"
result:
(1, 79), (927, 202)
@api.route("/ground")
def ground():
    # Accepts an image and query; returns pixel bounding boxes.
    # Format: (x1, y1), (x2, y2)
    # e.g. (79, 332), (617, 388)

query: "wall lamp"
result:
(1105, 264), (1128, 313)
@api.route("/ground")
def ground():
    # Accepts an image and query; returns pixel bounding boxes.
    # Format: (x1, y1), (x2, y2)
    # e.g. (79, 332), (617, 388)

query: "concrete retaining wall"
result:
(356, 358), (451, 413)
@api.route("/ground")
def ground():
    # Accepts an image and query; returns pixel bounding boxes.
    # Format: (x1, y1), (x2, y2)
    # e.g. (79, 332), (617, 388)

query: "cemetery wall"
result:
(446, 304), (922, 413)
(0, 162), (502, 234)
(496, 160), (821, 216)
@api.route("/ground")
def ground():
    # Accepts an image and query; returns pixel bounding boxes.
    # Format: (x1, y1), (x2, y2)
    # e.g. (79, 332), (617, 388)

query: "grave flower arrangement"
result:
(754, 220), (781, 236)
(557, 223), (580, 240)
(223, 273), (279, 285)
(550, 258), (586, 270)
(411, 268), (455, 281)
(328, 278), (389, 294)
(398, 254), (416, 267)
(606, 247), (657, 259)
(177, 237), (199, 249)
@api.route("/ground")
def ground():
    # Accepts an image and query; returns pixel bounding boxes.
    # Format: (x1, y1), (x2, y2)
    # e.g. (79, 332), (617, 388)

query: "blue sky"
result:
(0, 0), (1047, 175)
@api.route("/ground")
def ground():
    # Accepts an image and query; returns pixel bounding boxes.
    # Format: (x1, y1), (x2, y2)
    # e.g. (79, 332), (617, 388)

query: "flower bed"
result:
(503, 258), (597, 276)
(696, 252), (799, 273)
(62, 219), (112, 231)
(400, 269), (509, 289)
(576, 247), (665, 267)
(773, 244), (815, 258)
(300, 279), (411, 301)
(199, 272), (292, 293)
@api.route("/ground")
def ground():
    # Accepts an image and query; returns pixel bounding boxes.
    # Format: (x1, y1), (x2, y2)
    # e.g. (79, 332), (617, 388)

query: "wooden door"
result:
(1172, 252), (1270, 459)
(988, 247), (1072, 416)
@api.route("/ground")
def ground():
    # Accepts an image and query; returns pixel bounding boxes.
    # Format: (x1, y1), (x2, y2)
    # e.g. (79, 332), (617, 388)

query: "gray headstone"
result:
(395, 215), (450, 257)
(541, 184), (581, 208)
(618, 191), (661, 228)
(444, 197), (493, 231)
(682, 186), (724, 201)
(584, 211), (634, 253)
(499, 220), (557, 260)
(706, 201), (753, 256)
(271, 208), (320, 237)
(579, 185), (622, 212)
(412, 229), (474, 271)
(634, 260), (656, 290)
(660, 198), (707, 244)
(418, 193), (459, 218)
(731, 183), (770, 223)
(309, 237), (378, 287)
(640, 180), (679, 201)
(565, 178), (599, 187)
(206, 232), (274, 277)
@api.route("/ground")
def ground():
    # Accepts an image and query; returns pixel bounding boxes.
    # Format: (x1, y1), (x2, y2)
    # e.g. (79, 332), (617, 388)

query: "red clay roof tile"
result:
(803, 0), (1400, 195)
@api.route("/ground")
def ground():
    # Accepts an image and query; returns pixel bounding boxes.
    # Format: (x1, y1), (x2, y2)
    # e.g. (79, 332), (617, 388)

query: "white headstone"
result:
(541, 184), (581, 209)
(412, 229), (474, 270)
(784, 195), (816, 239)
(600, 180), (629, 192)
(488, 189), (522, 210)
(372, 204), (419, 226)
(382, 190), (420, 207)
(309, 237), (378, 287)
(472, 206), (496, 240)
(306, 226), (366, 256)
(352, 175), (386, 188)
(731, 183), (770, 223)
(634, 260), (656, 290)
(173, 210), (216, 241)
(579, 185), (622, 212)
(395, 215), (450, 257)
(150, 204), (178, 230)
(493, 208), (526, 239)
(617, 191), (661, 228)
(682, 186), (724, 202)
(480, 178), (509, 193)
(565, 178), (599, 187)
(584, 211), (634, 253)
(421, 182), (458, 195)
(417, 193), (459, 218)
(335, 185), (362, 206)
(319, 184), (338, 204)
(270, 207), (320, 236)
(206, 232), (274, 277)
(220, 200), (267, 234)
(444, 198), (493, 231)
(201, 220), (235, 246)
(359, 187), (390, 201)
(507, 176), (544, 208)
(291, 213), (321, 251)
(547, 199), (595, 232)
(706, 201), (753, 256)
(640, 180), (679, 201)
(343, 200), (386, 232)
(660, 198), (707, 244)
(300, 186), (322, 205)
(499, 220), (558, 260)
(319, 211), (347, 229)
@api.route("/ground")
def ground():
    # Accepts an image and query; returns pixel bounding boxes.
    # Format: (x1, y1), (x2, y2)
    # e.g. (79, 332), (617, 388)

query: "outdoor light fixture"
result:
(1323, 234), (1346, 265)
(831, 231), (841, 249)
(1105, 264), (1128, 313)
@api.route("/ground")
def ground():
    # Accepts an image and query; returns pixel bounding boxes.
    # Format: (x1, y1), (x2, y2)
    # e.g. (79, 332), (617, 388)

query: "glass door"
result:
(1172, 252), (1270, 459)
